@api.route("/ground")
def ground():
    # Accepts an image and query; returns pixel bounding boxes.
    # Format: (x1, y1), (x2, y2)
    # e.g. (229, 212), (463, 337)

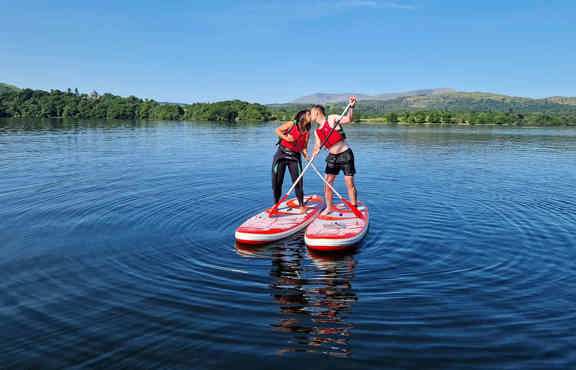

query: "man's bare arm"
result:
(312, 130), (321, 157)
(329, 96), (357, 125)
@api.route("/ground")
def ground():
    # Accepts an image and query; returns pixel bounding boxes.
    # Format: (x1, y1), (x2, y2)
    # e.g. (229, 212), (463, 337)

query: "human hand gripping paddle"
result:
(268, 103), (353, 216)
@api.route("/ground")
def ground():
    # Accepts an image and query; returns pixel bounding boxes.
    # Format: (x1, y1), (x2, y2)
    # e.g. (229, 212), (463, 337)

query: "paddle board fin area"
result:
(305, 202), (369, 251)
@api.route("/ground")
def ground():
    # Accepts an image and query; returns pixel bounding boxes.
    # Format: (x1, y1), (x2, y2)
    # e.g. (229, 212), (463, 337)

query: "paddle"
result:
(268, 103), (353, 215)
(308, 160), (365, 219)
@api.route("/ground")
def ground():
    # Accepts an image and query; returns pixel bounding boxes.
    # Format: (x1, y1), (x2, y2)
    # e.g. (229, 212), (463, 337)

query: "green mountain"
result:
(278, 91), (576, 115)
(358, 92), (576, 114)
(542, 96), (576, 105)
(291, 89), (455, 104)
(0, 83), (20, 95)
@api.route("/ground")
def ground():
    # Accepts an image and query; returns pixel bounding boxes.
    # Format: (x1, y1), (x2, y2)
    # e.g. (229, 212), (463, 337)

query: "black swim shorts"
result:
(325, 148), (356, 176)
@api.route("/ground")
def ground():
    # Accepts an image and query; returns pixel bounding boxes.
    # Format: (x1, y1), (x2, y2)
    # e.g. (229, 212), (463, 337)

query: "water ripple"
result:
(1, 121), (576, 369)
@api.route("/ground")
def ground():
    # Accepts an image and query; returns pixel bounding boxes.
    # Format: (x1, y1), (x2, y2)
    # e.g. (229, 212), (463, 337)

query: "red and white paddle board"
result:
(305, 202), (369, 251)
(235, 195), (325, 245)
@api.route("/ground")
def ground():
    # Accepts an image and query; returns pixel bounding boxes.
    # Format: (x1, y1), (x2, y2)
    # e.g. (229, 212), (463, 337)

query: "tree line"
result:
(359, 111), (576, 126)
(0, 88), (272, 121)
(2, 87), (576, 126)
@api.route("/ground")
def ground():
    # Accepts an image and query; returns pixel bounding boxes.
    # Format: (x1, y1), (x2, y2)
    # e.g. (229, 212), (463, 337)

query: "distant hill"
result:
(291, 88), (455, 104)
(277, 90), (576, 115)
(359, 91), (576, 114)
(292, 93), (372, 105)
(542, 97), (576, 105)
(0, 83), (20, 95)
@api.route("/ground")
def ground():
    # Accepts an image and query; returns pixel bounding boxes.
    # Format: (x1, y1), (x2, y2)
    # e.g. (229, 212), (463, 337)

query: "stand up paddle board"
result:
(305, 202), (369, 251)
(235, 195), (325, 245)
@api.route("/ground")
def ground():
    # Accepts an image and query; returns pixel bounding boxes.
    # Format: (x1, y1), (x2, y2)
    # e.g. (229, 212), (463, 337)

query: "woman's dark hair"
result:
(293, 110), (311, 131)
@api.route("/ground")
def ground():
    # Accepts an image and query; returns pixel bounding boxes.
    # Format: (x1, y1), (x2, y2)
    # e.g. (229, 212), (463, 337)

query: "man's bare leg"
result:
(344, 175), (357, 206)
(324, 174), (336, 213)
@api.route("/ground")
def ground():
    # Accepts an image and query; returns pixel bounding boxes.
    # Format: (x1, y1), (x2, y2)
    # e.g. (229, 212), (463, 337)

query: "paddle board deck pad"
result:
(235, 195), (325, 245)
(305, 202), (369, 251)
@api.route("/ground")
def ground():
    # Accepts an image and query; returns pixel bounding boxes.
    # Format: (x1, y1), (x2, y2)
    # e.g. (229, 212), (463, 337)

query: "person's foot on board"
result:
(322, 207), (338, 215)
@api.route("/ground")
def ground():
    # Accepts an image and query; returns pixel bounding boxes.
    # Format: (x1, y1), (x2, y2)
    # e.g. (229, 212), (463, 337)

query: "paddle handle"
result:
(268, 103), (352, 215)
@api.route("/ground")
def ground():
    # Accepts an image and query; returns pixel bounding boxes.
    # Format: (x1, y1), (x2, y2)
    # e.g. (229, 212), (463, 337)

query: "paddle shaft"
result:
(269, 103), (352, 214)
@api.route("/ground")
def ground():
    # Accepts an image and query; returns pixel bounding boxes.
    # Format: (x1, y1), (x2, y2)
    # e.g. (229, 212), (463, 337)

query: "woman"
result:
(272, 110), (311, 212)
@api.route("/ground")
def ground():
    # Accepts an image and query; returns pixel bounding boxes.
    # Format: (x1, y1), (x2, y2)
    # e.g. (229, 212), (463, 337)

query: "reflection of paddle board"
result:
(235, 195), (324, 245)
(308, 250), (356, 273)
(305, 202), (369, 251)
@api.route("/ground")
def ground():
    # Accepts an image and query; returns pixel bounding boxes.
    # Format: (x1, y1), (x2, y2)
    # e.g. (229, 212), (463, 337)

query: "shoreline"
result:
(354, 119), (576, 128)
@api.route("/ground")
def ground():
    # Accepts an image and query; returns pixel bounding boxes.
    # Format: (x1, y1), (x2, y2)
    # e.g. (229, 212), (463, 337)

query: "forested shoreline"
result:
(269, 105), (576, 126)
(1, 87), (576, 126)
(357, 111), (576, 126)
(0, 88), (272, 121)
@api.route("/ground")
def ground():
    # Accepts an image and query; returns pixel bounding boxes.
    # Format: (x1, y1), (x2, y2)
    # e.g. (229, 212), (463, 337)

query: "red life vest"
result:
(316, 120), (345, 149)
(280, 123), (309, 153)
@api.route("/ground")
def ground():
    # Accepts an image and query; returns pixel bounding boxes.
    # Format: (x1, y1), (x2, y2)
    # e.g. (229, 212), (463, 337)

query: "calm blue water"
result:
(1, 119), (576, 369)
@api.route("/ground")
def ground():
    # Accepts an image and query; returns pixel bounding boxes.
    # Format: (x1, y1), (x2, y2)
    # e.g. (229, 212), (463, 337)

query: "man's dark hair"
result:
(311, 105), (325, 116)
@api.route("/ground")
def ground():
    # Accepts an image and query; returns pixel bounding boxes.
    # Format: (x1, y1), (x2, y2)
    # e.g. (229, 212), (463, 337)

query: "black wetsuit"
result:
(272, 146), (304, 206)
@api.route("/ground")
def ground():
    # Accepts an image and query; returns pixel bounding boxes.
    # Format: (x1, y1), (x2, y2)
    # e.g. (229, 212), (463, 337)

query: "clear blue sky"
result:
(1, 0), (575, 103)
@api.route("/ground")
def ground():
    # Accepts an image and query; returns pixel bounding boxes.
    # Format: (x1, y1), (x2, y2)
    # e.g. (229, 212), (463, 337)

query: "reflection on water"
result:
(237, 239), (358, 358)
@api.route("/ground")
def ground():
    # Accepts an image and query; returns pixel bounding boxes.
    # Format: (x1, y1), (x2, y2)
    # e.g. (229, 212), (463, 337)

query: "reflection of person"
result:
(269, 244), (311, 346)
(272, 110), (312, 212)
(311, 96), (358, 214)
(306, 251), (357, 358)
(270, 245), (358, 357)
(235, 242), (358, 357)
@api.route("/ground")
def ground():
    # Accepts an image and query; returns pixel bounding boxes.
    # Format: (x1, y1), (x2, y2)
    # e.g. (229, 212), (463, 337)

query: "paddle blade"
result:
(268, 194), (289, 215)
(341, 198), (365, 219)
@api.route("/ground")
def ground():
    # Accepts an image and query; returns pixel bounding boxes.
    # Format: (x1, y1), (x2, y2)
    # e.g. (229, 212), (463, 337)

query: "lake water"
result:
(1, 120), (576, 369)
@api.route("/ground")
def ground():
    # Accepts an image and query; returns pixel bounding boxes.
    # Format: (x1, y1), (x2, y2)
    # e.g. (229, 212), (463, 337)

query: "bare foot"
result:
(322, 207), (337, 215)
(298, 206), (307, 214)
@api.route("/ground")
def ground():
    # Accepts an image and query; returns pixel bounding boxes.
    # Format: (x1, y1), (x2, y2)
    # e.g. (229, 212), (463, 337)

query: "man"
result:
(311, 96), (358, 213)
